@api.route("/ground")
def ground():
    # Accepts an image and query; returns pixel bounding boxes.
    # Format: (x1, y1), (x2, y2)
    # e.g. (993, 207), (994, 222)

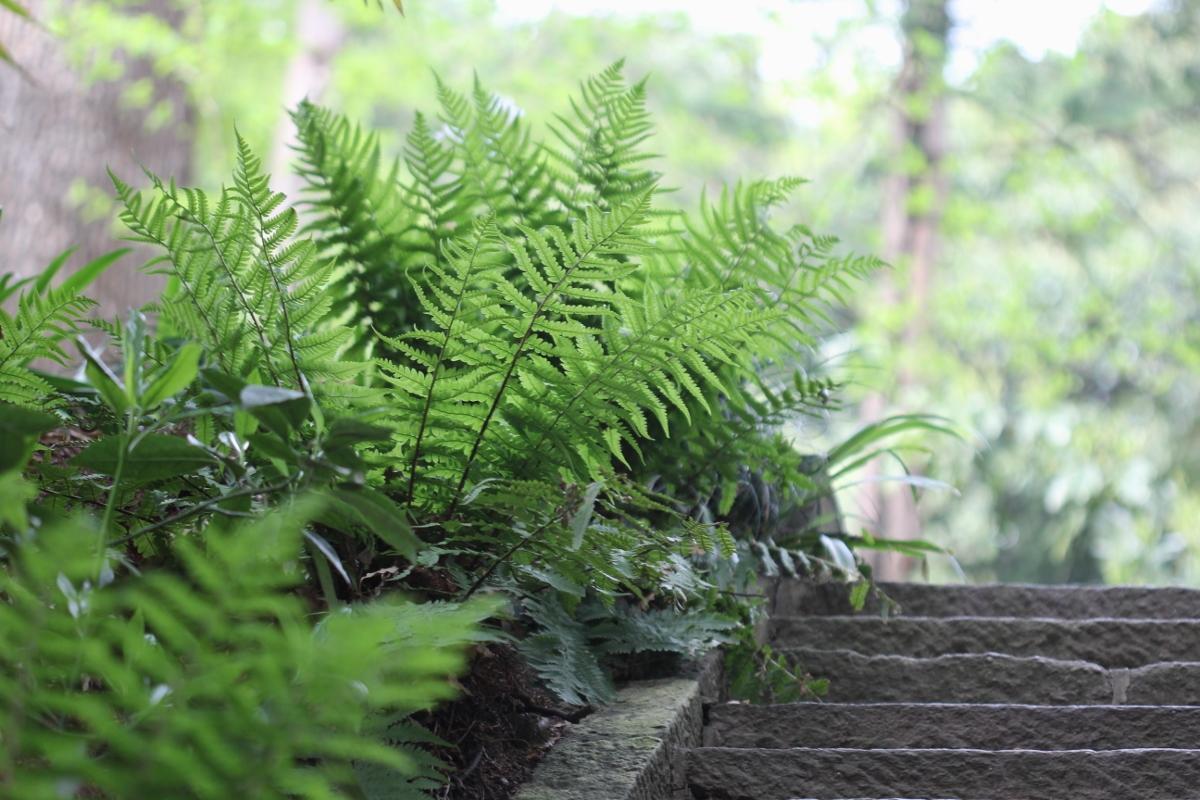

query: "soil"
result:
(420, 644), (586, 800)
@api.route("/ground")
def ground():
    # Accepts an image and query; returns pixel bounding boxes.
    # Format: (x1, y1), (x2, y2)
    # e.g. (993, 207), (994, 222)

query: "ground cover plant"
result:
(0, 62), (946, 798)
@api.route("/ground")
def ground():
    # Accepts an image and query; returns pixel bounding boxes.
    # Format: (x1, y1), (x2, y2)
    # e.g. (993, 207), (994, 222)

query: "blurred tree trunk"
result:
(0, 0), (192, 319)
(269, 0), (345, 201)
(861, 0), (950, 580)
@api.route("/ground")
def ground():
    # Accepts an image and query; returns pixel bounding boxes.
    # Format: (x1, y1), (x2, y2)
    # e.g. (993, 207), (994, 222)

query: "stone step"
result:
(771, 615), (1200, 668)
(687, 747), (1200, 800)
(786, 648), (1120, 704)
(705, 702), (1200, 750)
(774, 580), (1200, 619)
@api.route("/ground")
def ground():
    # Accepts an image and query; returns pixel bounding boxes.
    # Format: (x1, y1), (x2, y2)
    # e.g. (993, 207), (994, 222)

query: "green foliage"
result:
(0, 249), (120, 407)
(0, 507), (489, 799)
(2, 52), (907, 796)
(285, 63), (889, 704)
(111, 137), (369, 398)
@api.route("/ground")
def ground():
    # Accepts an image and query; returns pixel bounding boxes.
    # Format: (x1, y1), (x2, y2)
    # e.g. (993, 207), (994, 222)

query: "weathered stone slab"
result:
(705, 702), (1200, 750)
(786, 648), (1113, 704)
(772, 615), (1200, 668)
(687, 747), (1200, 800)
(773, 580), (1200, 619)
(1127, 661), (1200, 705)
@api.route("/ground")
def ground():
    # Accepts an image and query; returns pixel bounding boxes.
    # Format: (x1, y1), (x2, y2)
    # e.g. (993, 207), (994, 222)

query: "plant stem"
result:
(99, 413), (136, 538)
(460, 516), (556, 601)
(110, 479), (294, 547)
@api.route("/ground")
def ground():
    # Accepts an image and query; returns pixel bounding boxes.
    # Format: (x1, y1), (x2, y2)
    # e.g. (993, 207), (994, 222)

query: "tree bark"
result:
(268, 0), (346, 201)
(0, 0), (192, 319)
(860, 0), (951, 580)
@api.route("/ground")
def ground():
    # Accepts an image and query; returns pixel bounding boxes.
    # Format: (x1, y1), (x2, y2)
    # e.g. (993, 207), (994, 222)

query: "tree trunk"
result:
(860, 0), (951, 580)
(268, 0), (346, 201)
(0, 0), (192, 320)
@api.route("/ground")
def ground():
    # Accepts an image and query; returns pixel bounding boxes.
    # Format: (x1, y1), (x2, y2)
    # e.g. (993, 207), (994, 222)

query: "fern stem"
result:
(250, 207), (305, 390)
(460, 516), (556, 601)
(110, 479), (295, 547)
(444, 199), (645, 518)
(406, 227), (488, 502)
(192, 214), (284, 386)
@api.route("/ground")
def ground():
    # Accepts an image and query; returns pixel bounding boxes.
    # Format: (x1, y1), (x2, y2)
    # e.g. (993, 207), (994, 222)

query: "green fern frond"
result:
(0, 283), (94, 406)
(519, 594), (614, 706)
(291, 101), (423, 352)
(112, 140), (371, 402)
(0, 508), (489, 798)
(583, 602), (736, 657)
(547, 61), (661, 213)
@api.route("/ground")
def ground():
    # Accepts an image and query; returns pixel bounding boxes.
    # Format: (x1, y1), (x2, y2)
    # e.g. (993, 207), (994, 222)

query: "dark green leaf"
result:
(569, 482), (603, 551)
(0, 402), (58, 472)
(329, 486), (420, 560)
(74, 434), (215, 481)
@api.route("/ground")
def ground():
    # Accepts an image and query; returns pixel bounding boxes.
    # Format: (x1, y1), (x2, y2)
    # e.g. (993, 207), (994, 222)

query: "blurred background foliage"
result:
(17, 0), (1200, 586)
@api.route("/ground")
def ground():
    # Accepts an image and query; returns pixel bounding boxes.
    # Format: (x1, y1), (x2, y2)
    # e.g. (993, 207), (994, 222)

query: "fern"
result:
(435, 75), (559, 231)
(519, 594), (615, 706)
(291, 101), (423, 354)
(584, 602), (736, 657)
(0, 283), (93, 406)
(547, 60), (660, 213)
(381, 189), (780, 517)
(111, 138), (368, 400)
(0, 506), (490, 799)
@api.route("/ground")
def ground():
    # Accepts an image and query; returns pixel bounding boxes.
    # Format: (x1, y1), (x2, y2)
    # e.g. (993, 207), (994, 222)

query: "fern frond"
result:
(291, 101), (424, 353)
(547, 60), (660, 213)
(0, 282), (94, 406)
(519, 593), (614, 706)
(112, 141), (372, 403)
(0, 509), (489, 799)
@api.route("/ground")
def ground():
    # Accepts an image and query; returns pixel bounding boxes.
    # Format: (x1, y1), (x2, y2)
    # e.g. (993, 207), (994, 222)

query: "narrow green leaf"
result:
(569, 482), (603, 551)
(34, 248), (77, 293)
(141, 343), (202, 408)
(304, 529), (351, 585)
(79, 341), (129, 415)
(0, 0), (34, 21)
(330, 486), (420, 560)
(59, 248), (128, 296)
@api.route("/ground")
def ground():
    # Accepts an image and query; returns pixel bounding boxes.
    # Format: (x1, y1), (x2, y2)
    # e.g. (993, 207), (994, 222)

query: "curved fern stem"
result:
(406, 222), (491, 502)
(443, 196), (649, 518)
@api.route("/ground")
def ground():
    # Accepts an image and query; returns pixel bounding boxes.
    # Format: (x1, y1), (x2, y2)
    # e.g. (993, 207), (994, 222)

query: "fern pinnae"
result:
(444, 192), (653, 516)
(513, 289), (746, 472)
(147, 169), (284, 386)
(405, 217), (498, 502)
(0, 285), (94, 406)
(111, 171), (228, 361)
(233, 132), (305, 389)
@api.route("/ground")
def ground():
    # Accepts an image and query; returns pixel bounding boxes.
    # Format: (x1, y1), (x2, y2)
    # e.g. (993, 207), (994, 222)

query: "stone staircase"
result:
(688, 582), (1200, 799)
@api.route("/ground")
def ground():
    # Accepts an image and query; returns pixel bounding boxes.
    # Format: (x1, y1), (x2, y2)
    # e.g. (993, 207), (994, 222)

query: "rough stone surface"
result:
(515, 652), (721, 800)
(773, 579), (1200, 619)
(688, 580), (1200, 798)
(785, 647), (1113, 704)
(771, 615), (1200, 668)
(687, 747), (1200, 800)
(1127, 661), (1200, 705)
(705, 702), (1200, 750)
